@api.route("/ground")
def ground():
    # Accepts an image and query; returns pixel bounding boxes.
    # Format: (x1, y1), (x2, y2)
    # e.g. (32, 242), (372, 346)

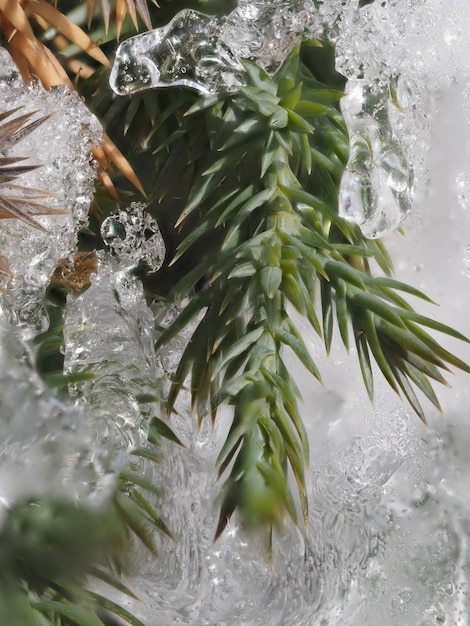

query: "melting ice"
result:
(110, 0), (470, 240)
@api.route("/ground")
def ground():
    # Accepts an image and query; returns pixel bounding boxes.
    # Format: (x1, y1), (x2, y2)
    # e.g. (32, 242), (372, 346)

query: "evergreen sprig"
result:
(153, 42), (470, 535)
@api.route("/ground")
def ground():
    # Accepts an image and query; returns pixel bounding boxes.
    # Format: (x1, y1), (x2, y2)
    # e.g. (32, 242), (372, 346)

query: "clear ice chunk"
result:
(110, 10), (245, 95)
(100, 202), (165, 273)
(339, 79), (414, 239)
(110, 1), (320, 95)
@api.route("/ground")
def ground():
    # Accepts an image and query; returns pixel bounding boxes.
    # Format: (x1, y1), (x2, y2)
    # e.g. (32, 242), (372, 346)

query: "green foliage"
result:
(149, 42), (469, 535)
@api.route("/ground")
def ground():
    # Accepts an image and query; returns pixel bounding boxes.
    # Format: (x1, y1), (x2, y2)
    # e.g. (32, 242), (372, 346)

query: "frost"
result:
(0, 48), (101, 336)
(0, 326), (121, 521)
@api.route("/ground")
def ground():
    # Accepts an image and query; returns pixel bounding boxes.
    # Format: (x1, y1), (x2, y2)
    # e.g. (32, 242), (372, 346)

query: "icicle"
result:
(338, 79), (413, 239)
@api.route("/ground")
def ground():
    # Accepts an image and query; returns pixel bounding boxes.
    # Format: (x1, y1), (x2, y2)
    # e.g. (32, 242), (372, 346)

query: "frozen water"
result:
(4, 2), (470, 625)
(110, 1), (320, 95)
(334, 0), (470, 236)
(110, 0), (470, 240)
(0, 48), (101, 337)
(101, 202), (165, 273)
(0, 325), (121, 522)
(106, 4), (470, 623)
(110, 10), (245, 95)
(338, 79), (413, 238)
(64, 208), (165, 451)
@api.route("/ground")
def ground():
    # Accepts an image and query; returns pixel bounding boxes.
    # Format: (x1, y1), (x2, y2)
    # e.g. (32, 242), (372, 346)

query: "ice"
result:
(100, 202), (165, 273)
(334, 0), (470, 237)
(64, 206), (166, 450)
(110, 0), (470, 239)
(0, 325), (121, 522)
(4, 2), (470, 624)
(110, 1), (320, 95)
(110, 10), (245, 95)
(0, 48), (101, 337)
(338, 79), (413, 238)
(105, 5), (470, 622)
(455, 172), (470, 210)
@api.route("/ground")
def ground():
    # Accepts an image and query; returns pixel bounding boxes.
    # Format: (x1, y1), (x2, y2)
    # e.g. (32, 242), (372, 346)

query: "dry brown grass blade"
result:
(115, 0), (126, 40)
(100, 0), (111, 33)
(0, 7), (143, 198)
(90, 0), (153, 36)
(100, 134), (146, 196)
(5, 23), (74, 88)
(0, 113), (52, 149)
(0, 183), (58, 199)
(0, 108), (22, 123)
(0, 195), (48, 230)
(0, 108), (63, 232)
(0, 110), (39, 143)
(134, 0), (153, 29)
(57, 54), (96, 81)
(0, 199), (65, 218)
(96, 165), (120, 201)
(87, 0), (96, 29)
(0, 164), (40, 183)
(29, 0), (110, 67)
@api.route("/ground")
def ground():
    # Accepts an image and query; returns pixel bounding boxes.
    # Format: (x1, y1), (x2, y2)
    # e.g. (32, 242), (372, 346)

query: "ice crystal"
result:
(100, 202), (165, 273)
(64, 206), (166, 451)
(0, 48), (101, 336)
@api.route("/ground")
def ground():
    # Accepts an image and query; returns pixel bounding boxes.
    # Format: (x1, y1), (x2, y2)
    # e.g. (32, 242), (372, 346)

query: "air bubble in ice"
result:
(391, 588), (414, 611)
